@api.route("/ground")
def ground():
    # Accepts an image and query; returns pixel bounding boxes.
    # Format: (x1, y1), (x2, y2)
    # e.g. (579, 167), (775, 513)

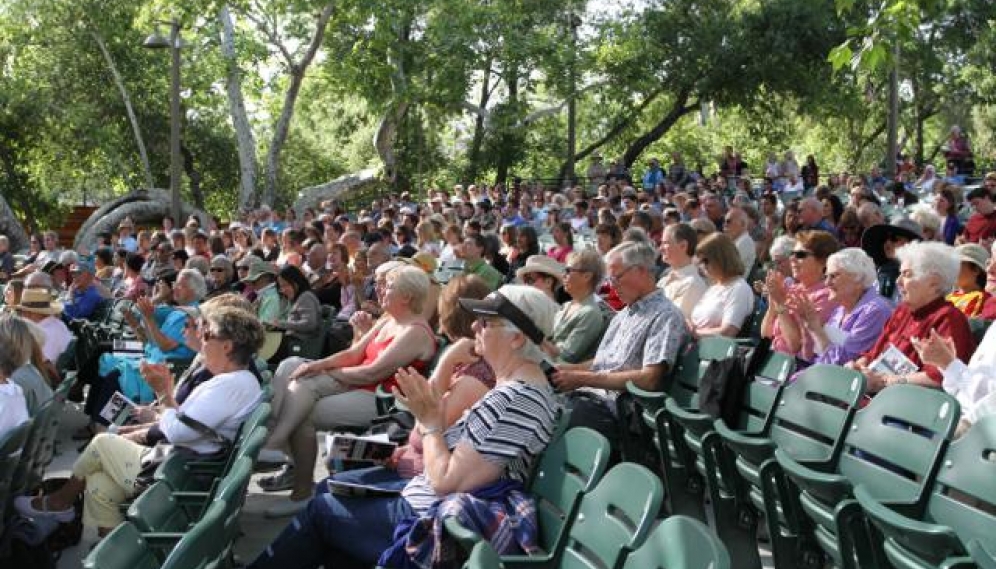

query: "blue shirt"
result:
(145, 304), (196, 363)
(118, 236), (138, 253)
(63, 284), (103, 320)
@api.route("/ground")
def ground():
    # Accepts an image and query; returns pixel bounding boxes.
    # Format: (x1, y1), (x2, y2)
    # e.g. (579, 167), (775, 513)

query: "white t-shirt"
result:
(734, 232), (757, 277)
(0, 382), (30, 437)
(37, 316), (72, 364)
(158, 369), (262, 454)
(691, 279), (754, 332)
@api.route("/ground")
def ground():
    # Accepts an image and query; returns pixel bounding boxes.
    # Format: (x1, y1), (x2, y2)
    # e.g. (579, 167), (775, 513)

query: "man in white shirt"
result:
(657, 223), (707, 319)
(724, 205), (756, 277)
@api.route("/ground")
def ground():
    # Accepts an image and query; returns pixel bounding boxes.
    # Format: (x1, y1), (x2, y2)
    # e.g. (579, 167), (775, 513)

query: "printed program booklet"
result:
(868, 343), (919, 376)
(325, 433), (397, 472)
(99, 390), (138, 424)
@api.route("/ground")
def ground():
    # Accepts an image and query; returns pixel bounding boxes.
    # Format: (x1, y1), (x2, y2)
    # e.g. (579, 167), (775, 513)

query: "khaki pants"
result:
(73, 433), (147, 528)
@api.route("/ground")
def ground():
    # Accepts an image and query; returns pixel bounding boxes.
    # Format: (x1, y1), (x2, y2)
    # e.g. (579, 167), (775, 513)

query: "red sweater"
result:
(862, 296), (976, 383)
(962, 211), (996, 243)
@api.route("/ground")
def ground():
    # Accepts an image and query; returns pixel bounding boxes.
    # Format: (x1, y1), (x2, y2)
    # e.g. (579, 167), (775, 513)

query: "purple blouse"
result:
(814, 286), (893, 366)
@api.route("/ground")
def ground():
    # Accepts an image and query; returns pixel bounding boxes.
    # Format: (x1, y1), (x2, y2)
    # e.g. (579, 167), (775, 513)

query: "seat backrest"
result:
(560, 462), (664, 569)
(527, 427), (611, 551)
(82, 522), (161, 569)
(235, 426), (269, 464)
(753, 350), (796, 385)
(161, 500), (227, 569)
(769, 364), (866, 463)
(666, 338), (738, 408)
(0, 420), (33, 525)
(839, 384), (959, 503)
(212, 457), (254, 547)
(127, 480), (190, 533)
(466, 540), (504, 569)
(11, 398), (59, 494)
(923, 414), (996, 554)
(622, 515), (732, 569)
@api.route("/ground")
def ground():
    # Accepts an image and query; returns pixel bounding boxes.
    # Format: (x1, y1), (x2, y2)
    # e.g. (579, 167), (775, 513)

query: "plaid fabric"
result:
(378, 480), (538, 569)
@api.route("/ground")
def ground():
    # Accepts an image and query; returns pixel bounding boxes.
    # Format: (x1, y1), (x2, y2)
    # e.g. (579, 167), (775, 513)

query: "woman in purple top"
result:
(788, 248), (893, 366)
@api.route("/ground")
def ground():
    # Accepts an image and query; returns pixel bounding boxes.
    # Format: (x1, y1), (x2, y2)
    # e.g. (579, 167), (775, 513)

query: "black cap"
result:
(459, 292), (545, 345)
(967, 186), (992, 201)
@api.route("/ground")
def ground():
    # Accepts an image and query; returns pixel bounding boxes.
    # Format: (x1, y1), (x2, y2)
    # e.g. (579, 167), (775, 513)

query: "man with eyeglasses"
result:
(723, 205), (756, 278)
(551, 240), (689, 457)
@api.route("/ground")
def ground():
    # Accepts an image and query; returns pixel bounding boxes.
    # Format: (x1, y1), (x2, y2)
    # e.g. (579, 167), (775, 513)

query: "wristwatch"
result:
(419, 425), (443, 437)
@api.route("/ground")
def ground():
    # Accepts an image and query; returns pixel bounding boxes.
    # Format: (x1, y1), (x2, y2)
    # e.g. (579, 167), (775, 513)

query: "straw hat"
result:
(516, 255), (566, 284)
(14, 289), (64, 316)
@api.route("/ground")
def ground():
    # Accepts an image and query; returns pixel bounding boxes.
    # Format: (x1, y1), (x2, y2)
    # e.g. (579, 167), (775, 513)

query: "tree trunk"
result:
(375, 102), (411, 184)
(261, 2), (336, 207)
(557, 88), (665, 180)
(621, 89), (697, 168)
(465, 60), (492, 182)
(495, 66), (518, 185)
(0, 193), (29, 253)
(181, 144), (203, 210)
(91, 30), (154, 190)
(75, 189), (209, 249)
(219, 6), (259, 213)
(849, 120), (887, 171)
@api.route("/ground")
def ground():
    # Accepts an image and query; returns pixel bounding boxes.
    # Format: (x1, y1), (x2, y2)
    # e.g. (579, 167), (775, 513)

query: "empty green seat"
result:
(10, 396), (62, 495)
(776, 384), (960, 569)
(0, 420), (33, 536)
(621, 515), (732, 569)
(714, 364), (865, 569)
(82, 521), (161, 569)
(446, 427), (611, 558)
(855, 414), (996, 569)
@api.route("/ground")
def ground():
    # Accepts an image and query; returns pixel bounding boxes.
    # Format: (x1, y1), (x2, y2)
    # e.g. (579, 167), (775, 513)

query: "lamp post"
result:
(143, 21), (183, 225)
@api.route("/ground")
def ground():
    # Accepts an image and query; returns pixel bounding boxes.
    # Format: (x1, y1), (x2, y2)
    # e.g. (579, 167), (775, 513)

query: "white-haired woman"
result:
(260, 266), (437, 516)
(788, 248), (894, 366)
(248, 285), (560, 569)
(848, 242), (976, 393)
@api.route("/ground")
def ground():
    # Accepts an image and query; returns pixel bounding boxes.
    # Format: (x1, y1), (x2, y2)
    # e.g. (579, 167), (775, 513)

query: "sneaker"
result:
(14, 495), (76, 523)
(254, 449), (287, 472)
(258, 464), (295, 492)
(263, 496), (310, 518)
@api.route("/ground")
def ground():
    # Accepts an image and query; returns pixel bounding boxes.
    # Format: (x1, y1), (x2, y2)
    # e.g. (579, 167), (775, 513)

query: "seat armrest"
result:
(442, 517), (482, 552)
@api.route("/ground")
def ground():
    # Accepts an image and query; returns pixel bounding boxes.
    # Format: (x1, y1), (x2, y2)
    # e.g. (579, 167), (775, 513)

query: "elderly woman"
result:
(205, 255), (235, 298)
(850, 241), (976, 393)
(788, 248), (893, 366)
(542, 249), (610, 364)
(689, 233), (755, 338)
(2, 314), (53, 414)
(761, 231), (840, 364)
(0, 316), (32, 436)
(516, 255), (565, 302)
(260, 266), (438, 516)
(658, 223), (707, 319)
(249, 285), (560, 569)
(16, 305), (263, 535)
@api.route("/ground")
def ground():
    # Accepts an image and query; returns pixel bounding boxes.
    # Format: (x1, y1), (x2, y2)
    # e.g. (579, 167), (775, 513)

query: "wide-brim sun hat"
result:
(861, 219), (923, 266)
(14, 288), (64, 316)
(956, 243), (989, 271)
(516, 255), (566, 284)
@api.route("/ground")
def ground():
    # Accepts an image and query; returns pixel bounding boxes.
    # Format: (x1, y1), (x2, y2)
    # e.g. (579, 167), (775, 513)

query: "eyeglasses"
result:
(476, 317), (508, 330)
(790, 250), (814, 260)
(564, 266), (588, 274)
(607, 265), (636, 285)
(210, 267), (225, 273)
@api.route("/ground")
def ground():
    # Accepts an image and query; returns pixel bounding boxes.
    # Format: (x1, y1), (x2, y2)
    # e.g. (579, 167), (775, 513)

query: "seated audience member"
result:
(2, 278), (24, 314)
(543, 249), (611, 364)
(790, 248), (893, 366)
(723, 204), (756, 277)
(249, 285), (560, 569)
(315, 275), (497, 494)
(934, 187), (962, 245)
(115, 253), (148, 301)
(63, 258), (104, 321)
(259, 266), (437, 517)
(242, 256), (287, 323)
(0, 325), (30, 437)
(0, 235), (13, 281)
(689, 233), (754, 338)
(552, 241), (687, 449)
(16, 305), (263, 536)
(1, 314), (53, 415)
(960, 186), (996, 244)
(458, 233), (504, 291)
(861, 219), (922, 304)
(947, 243), (991, 317)
(547, 221), (574, 263)
(594, 222), (625, 310)
(761, 230), (840, 364)
(15, 287), (72, 375)
(270, 265), (322, 337)
(658, 222), (707, 319)
(516, 255), (564, 302)
(399, 252), (442, 327)
(506, 225), (540, 283)
(849, 241), (975, 393)
(205, 255), (235, 299)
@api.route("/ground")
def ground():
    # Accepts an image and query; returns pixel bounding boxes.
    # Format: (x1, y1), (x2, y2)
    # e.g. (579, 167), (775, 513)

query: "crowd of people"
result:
(1, 147), (996, 566)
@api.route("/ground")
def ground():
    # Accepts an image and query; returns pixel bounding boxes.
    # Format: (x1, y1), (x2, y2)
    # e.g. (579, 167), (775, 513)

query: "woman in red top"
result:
(546, 222), (574, 264)
(850, 241), (975, 393)
(261, 265), (437, 516)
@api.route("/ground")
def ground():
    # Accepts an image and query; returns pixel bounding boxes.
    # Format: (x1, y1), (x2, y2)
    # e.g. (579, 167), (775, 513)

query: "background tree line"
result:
(0, 0), (993, 230)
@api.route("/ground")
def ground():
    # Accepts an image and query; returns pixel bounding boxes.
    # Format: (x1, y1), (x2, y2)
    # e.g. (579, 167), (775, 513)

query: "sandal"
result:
(258, 465), (296, 492)
(14, 495), (76, 523)
(71, 424), (96, 441)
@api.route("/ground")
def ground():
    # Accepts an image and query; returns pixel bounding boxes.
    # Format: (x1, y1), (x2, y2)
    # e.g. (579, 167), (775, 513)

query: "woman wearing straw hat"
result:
(516, 254), (565, 302)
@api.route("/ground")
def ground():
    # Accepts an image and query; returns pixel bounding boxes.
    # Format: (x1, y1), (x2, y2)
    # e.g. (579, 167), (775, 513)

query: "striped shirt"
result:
(402, 381), (560, 514)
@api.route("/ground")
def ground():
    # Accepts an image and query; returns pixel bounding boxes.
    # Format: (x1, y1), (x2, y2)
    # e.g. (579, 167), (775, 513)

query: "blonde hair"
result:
(388, 266), (431, 316)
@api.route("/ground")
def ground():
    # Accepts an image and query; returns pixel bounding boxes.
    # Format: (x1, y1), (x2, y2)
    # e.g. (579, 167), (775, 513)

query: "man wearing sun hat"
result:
(63, 258), (104, 321)
(241, 256), (287, 323)
(117, 218), (138, 253)
(15, 287), (72, 368)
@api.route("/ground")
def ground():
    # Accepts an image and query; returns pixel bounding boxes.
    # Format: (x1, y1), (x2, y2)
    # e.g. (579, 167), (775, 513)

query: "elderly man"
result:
(798, 197), (837, 234)
(724, 205), (756, 277)
(63, 259), (104, 321)
(241, 257), (286, 323)
(701, 192), (725, 230)
(552, 240), (689, 453)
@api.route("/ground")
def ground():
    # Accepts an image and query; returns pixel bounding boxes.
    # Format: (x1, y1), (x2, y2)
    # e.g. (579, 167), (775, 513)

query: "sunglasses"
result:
(790, 250), (814, 259)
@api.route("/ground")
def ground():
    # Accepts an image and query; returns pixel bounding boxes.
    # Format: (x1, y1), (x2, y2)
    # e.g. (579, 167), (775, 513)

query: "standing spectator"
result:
(801, 155), (820, 189)
(642, 157), (666, 191)
(668, 152), (690, 188)
(586, 153), (607, 190)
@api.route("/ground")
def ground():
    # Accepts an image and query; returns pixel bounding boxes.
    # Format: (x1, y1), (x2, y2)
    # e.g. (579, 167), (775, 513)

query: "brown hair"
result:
(697, 233), (744, 279)
(794, 230), (840, 262)
(438, 275), (491, 340)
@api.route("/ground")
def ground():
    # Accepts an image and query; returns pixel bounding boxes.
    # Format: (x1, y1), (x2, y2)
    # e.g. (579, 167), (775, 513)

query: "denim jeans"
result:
(249, 491), (415, 569)
(315, 466), (412, 496)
